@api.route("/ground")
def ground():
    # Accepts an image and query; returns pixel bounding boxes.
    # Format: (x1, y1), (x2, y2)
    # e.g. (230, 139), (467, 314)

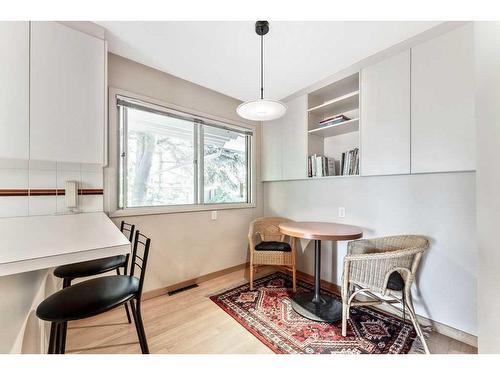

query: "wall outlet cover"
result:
(338, 207), (346, 218)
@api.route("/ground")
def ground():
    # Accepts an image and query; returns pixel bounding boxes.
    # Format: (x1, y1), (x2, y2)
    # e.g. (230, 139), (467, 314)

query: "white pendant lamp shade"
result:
(238, 21), (286, 122)
(237, 99), (287, 121)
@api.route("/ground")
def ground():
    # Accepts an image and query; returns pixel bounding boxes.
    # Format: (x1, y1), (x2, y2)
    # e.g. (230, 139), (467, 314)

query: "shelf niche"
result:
(307, 72), (360, 178)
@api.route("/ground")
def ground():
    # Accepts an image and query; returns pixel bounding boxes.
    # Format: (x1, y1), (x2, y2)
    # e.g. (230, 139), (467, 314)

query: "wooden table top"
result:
(279, 221), (363, 241)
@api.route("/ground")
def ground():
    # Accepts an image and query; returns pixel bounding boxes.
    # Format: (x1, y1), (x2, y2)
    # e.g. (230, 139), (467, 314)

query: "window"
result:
(203, 125), (249, 204)
(117, 96), (253, 210)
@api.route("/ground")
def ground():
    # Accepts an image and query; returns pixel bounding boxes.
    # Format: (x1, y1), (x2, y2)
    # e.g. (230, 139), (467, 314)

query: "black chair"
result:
(53, 221), (135, 324)
(36, 230), (152, 354)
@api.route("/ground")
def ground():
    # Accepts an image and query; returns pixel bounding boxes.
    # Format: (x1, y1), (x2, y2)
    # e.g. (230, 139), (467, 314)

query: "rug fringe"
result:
(409, 325), (432, 354)
(206, 281), (248, 298)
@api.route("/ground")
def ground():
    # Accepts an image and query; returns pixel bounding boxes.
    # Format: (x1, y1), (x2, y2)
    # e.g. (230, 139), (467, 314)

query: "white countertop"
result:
(0, 212), (131, 277)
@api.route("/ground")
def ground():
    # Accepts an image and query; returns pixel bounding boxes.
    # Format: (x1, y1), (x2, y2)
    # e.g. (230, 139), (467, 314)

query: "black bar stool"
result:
(36, 230), (152, 354)
(53, 221), (135, 321)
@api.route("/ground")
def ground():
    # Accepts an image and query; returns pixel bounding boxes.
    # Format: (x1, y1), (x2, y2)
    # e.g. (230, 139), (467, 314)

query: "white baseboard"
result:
(372, 303), (477, 348)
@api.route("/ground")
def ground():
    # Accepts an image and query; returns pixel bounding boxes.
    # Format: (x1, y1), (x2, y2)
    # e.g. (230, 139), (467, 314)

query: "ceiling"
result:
(97, 21), (440, 101)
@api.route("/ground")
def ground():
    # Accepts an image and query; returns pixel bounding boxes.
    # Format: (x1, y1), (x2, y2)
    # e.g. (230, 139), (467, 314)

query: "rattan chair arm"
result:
(345, 246), (425, 262)
(347, 235), (429, 256)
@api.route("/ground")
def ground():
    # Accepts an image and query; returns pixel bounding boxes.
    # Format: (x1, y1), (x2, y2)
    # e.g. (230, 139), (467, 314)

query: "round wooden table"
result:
(279, 221), (363, 323)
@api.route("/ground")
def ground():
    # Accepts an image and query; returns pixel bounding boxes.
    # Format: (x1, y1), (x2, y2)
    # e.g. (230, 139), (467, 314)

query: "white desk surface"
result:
(0, 212), (131, 277)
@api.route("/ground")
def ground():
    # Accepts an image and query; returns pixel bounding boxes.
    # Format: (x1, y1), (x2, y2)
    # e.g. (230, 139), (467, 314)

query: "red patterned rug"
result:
(210, 272), (422, 354)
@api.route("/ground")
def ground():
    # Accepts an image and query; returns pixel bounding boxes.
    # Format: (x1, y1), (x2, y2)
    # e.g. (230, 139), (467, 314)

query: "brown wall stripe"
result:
(0, 189), (103, 197)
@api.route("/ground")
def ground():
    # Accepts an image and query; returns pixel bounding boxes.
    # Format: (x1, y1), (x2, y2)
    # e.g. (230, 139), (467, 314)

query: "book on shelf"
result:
(318, 114), (350, 128)
(340, 147), (359, 176)
(308, 154), (336, 178)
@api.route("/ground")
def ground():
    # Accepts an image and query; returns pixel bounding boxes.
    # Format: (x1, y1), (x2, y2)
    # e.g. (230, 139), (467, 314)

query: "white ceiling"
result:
(97, 21), (440, 101)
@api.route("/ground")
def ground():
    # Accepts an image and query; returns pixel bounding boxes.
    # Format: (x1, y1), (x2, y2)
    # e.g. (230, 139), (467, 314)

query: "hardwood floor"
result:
(66, 267), (477, 354)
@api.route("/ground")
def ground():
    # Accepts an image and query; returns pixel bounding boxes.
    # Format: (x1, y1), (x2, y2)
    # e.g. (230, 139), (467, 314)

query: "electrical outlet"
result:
(338, 207), (346, 218)
(211, 210), (218, 220)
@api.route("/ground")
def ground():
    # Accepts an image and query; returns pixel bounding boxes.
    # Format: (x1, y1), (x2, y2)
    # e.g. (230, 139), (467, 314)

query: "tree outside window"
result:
(119, 101), (251, 209)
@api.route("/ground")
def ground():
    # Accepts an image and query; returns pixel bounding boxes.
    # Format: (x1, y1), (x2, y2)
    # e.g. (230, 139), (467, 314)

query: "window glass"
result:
(118, 98), (252, 210)
(125, 108), (195, 207)
(203, 125), (248, 204)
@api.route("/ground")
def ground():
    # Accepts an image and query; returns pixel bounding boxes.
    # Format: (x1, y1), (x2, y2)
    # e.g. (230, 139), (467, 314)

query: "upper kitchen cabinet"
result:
(361, 50), (410, 176)
(30, 22), (106, 164)
(262, 95), (308, 181)
(411, 23), (475, 173)
(0, 22), (29, 160)
(282, 95), (308, 180)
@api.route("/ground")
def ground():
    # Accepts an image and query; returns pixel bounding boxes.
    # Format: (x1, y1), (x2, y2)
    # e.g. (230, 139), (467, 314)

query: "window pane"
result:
(125, 107), (195, 207)
(203, 125), (248, 204)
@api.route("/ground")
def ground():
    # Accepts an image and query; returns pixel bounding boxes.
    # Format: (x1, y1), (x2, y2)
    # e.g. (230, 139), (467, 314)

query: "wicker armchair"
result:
(341, 235), (430, 353)
(248, 217), (297, 292)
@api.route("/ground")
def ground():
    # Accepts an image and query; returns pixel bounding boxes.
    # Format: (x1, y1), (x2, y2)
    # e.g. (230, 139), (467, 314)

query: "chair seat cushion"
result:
(255, 241), (291, 252)
(53, 255), (127, 279)
(387, 271), (405, 291)
(36, 276), (139, 322)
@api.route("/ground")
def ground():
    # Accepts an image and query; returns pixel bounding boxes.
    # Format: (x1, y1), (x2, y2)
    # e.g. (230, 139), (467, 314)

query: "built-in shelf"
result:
(307, 72), (360, 179)
(308, 174), (359, 180)
(307, 91), (359, 113)
(308, 118), (359, 138)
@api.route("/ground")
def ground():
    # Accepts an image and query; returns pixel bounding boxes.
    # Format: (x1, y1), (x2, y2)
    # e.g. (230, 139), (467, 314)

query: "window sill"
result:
(109, 202), (257, 218)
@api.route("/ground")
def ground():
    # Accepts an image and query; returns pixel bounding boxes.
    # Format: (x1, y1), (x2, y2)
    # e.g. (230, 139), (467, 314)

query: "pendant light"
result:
(237, 21), (287, 122)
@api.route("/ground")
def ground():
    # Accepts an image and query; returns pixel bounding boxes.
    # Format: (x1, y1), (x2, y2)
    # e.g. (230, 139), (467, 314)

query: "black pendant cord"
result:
(260, 33), (264, 100)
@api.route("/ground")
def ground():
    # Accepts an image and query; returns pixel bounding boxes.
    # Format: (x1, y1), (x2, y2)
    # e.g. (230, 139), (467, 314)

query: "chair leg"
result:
(129, 300), (144, 352)
(124, 302), (132, 324)
(116, 268), (132, 324)
(341, 283), (351, 336)
(54, 323), (61, 354)
(59, 322), (68, 354)
(135, 301), (149, 354)
(58, 282), (69, 353)
(48, 322), (57, 354)
(249, 265), (254, 291)
(292, 265), (297, 292)
(405, 292), (430, 354)
(130, 299), (149, 354)
(342, 296), (349, 337)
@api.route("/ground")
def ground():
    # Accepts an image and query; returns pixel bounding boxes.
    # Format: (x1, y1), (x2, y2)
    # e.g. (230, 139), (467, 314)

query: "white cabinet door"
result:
(30, 22), (105, 164)
(411, 24), (475, 173)
(261, 117), (283, 181)
(0, 22), (29, 160)
(361, 50), (410, 176)
(282, 95), (308, 180)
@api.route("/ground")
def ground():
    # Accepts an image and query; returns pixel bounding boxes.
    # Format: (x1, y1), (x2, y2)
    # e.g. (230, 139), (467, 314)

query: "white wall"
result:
(0, 270), (46, 353)
(106, 54), (263, 292)
(475, 22), (500, 353)
(264, 172), (476, 335)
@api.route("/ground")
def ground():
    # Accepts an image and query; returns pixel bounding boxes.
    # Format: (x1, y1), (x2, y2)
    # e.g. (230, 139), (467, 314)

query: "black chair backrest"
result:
(130, 230), (151, 296)
(120, 221), (135, 242)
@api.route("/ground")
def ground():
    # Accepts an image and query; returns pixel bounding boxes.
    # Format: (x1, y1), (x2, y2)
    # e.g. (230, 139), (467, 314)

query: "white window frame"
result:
(105, 87), (257, 217)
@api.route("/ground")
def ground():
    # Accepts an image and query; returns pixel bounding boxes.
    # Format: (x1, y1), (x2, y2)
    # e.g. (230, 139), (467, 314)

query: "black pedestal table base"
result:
(291, 239), (342, 323)
(291, 292), (342, 322)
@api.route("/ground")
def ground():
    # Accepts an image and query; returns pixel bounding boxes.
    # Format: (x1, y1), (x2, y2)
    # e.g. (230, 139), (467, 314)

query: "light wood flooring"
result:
(66, 267), (477, 354)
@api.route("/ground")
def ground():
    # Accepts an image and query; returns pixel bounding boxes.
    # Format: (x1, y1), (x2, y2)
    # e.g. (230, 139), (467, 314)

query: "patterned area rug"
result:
(210, 272), (421, 354)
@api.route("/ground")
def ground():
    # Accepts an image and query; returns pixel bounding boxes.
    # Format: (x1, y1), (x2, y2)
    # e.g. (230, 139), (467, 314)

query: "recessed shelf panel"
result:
(307, 91), (359, 114)
(308, 174), (359, 180)
(308, 118), (359, 138)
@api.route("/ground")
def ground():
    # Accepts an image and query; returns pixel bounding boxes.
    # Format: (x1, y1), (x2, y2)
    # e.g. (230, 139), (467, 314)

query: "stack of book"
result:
(340, 148), (359, 175)
(308, 154), (336, 178)
(318, 114), (350, 128)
